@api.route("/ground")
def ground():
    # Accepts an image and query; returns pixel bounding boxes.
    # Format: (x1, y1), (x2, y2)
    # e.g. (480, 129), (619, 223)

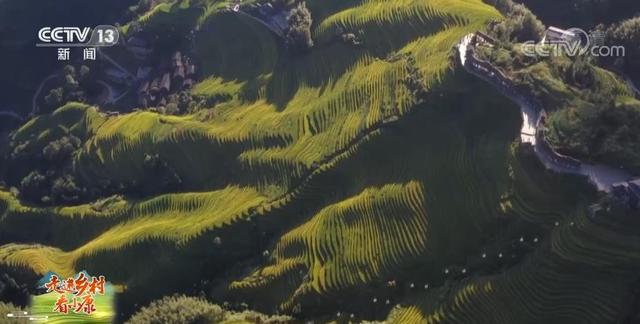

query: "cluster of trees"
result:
(126, 295), (225, 324)
(556, 55), (596, 89)
(285, 2), (314, 52)
(4, 117), (195, 204)
(476, 43), (540, 71)
(604, 16), (640, 80)
(157, 91), (203, 115)
(8, 138), (187, 205)
(547, 98), (640, 171)
(485, 0), (545, 43)
(126, 295), (292, 324)
(15, 135), (84, 204)
(518, 55), (640, 171)
(478, 0), (640, 171)
(44, 65), (91, 111)
(340, 31), (363, 46)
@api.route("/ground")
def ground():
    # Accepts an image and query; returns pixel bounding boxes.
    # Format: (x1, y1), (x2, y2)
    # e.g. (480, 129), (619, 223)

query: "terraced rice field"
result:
(30, 289), (115, 324)
(2, 0), (639, 322)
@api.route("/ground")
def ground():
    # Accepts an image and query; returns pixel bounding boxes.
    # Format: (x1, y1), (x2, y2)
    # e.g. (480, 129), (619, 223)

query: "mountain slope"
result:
(3, 1), (639, 323)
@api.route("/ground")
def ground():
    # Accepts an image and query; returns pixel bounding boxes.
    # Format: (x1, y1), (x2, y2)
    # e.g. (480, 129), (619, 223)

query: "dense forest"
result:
(517, 0), (640, 28)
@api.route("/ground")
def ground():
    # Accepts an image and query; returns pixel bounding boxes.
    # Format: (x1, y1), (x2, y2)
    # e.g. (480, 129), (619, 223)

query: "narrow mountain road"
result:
(458, 34), (634, 192)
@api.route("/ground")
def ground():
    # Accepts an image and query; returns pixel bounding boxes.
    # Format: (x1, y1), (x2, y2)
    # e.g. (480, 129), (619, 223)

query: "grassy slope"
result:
(1, 0), (501, 313)
(384, 143), (632, 324)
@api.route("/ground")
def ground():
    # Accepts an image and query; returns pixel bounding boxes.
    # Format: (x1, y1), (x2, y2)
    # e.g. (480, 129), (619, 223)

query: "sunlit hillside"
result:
(2, 0), (639, 323)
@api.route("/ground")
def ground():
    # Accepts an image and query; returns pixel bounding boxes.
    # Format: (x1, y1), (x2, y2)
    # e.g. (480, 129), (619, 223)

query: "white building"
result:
(542, 27), (579, 44)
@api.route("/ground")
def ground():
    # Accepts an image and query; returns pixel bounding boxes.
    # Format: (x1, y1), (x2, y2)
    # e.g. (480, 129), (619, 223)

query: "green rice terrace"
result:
(1, 0), (640, 323)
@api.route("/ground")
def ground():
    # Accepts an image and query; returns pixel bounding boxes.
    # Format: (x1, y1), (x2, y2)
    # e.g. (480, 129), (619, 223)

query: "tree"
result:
(286, 2), (314, 52)
(564, 56), (595, 89)
(177, 91), (193, 112)
(63, 65), (76, 77)
(129, 20), (142, 34)
(165, 103), (179, 115)
(519, 5), (545, 42)
(64, 74), (79, 92)
(51, 174), (81, 203)
(125, 295), (224, 324)
(19, 170), (48, 202)
(42, 136), (81, 164)
(44, 87), (64, 108)
(488, 1), (545, 43)
(125, 295), (293, 324)
(606, 16), (640, 79)
(79, 65), (91, 80)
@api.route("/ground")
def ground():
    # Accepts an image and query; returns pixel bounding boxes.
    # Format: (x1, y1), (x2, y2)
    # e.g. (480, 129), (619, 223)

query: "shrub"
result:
(126, 295), (294, 324)
(44, 87), (64, 109)
(223, 310), (293, 323)
(42, 135), (81, 164)
(79, 65), (91, 80)
(404, 56), (429, 104)
(562, 56), (595, 89)
(63, 65), (76, 76)
(488, 2), (545, 43)
(51, 174), (81, 203)
(125, 295), (224, 324)
(64, 74), (79, 92)
(286, 2), (313, 52)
